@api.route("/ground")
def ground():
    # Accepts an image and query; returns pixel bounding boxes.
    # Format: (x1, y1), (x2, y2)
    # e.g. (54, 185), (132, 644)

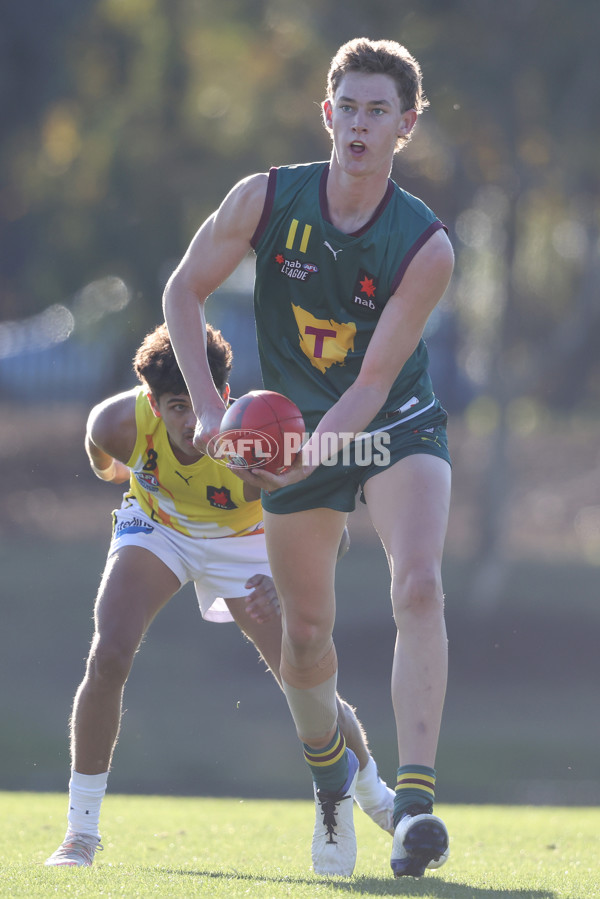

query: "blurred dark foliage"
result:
(1, 0), (599, 587)
(1, 0), (599, 413)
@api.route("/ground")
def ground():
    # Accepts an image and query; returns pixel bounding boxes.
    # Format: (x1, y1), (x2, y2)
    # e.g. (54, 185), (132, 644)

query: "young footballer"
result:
(45, 323), (394, 867)
(164, 38), (454, 878)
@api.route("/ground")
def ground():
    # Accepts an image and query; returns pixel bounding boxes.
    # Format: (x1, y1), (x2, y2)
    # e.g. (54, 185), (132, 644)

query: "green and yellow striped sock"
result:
(303, 728), (348, 793)
(394, 765), (436, 827)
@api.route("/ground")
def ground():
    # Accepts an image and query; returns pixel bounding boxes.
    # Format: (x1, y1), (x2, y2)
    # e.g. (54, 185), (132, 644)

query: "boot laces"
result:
(316, 788), (351, 845)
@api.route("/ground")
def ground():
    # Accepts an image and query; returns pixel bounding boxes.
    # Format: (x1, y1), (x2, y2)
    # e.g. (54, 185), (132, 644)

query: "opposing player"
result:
(163, 38), (454, 878)
(44, 323), (394, 867)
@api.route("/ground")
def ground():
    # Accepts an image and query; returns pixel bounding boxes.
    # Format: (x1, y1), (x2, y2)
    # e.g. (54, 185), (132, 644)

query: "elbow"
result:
(162, 268), (207, 320)
(162, 269), (181, 317)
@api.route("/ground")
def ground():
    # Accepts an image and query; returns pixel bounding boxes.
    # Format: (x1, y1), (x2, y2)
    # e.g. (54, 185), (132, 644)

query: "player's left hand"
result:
(244, 573), (280, 623)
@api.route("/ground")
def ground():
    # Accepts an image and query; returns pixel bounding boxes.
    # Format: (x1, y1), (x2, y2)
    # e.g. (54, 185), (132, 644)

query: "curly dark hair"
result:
(133, 322), (233, 398)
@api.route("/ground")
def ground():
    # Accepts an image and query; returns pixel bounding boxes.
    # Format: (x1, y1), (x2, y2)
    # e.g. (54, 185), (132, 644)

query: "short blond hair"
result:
(327, 37), (428, 116)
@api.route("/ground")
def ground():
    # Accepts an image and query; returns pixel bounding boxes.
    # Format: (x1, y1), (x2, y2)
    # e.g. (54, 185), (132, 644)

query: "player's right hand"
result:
(193, 405), (226, 455)
(244, 574), (280, 623)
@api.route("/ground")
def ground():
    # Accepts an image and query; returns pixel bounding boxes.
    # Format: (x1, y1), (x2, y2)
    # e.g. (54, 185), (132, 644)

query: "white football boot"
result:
(312, 749), (359, 877)
(390, 809), (449, 878)
(45, 831), (103, 867)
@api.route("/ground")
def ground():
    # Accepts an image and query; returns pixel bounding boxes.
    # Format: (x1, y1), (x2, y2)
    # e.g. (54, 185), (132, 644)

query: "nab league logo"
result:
(274, 253), (319, 282)
(351, 268), (381, 317)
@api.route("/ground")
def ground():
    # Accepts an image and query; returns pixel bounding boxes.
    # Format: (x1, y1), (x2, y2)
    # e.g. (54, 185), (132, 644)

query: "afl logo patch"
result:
(134, 471), (160, 493)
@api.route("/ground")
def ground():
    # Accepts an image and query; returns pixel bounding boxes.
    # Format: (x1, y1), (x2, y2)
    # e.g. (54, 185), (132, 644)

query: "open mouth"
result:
(350, 141), (366, 154)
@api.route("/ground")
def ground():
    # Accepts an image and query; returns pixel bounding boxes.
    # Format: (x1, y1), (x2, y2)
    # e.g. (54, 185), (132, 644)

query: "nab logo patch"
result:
(351, 269), (381, 317)
(207, 486), (238, 510)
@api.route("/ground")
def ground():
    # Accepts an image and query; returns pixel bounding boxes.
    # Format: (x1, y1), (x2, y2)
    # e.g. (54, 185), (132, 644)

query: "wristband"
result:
(93, 460), (117, 480)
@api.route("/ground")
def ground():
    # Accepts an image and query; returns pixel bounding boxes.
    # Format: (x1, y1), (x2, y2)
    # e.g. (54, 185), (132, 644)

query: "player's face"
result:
(155, 393), (202, 463)
(324, 72), (416, 177)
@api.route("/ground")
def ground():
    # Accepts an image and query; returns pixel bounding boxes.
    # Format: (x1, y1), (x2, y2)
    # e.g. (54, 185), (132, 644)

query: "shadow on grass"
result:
(160, 869), (555, 897)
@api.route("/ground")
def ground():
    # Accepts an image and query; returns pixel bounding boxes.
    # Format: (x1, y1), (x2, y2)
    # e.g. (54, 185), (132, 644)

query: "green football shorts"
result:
(261, 401), (450, 515)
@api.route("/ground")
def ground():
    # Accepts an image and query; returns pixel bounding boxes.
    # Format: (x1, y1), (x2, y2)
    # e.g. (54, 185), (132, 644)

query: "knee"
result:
(85, 634), (136, 689)
(391, 565), (444, 625)
(283, 604), (335, 665)
(284, 618), (325, 652)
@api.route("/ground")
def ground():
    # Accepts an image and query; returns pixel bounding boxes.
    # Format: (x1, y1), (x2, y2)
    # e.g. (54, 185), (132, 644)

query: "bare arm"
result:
(85, 390), (138, 483)
(163, 173), (268, 451)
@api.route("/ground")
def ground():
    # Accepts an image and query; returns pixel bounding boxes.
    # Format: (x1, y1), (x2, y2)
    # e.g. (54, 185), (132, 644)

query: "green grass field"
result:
(2, 793), (599, 898)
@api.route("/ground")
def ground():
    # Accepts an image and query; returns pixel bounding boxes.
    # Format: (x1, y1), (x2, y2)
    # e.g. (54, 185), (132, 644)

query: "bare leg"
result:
(262, 507), (347, 749)
(364, 454), (451, 768)
(260, 507), (368, 874)
(44, 546), (182, 860)
(225, 594), (370, 768)
(71, 547), (180, 773)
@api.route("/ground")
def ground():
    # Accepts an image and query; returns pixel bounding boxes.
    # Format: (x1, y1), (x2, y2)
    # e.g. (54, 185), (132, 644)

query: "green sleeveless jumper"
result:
(251, 162), (446, 433)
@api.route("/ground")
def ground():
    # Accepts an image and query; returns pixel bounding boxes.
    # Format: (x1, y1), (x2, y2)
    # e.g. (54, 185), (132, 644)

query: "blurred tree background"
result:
(1, 0), (599, 805)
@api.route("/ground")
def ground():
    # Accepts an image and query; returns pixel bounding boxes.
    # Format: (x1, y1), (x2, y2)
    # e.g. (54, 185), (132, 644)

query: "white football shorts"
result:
(108, 500), (271, 623)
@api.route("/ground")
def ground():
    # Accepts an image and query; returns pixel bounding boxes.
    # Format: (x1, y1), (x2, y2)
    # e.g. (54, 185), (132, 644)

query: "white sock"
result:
(355, 756), (392, 809)
(66, 770), (108, 838)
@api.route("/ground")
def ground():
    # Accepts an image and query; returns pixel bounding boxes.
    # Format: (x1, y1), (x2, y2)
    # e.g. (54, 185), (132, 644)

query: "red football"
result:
(215, 390), (305, 474)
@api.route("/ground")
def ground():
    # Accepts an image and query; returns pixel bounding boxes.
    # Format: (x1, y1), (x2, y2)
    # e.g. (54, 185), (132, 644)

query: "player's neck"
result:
(325, 159), (390, 234)
(167, 433), (203, 465)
